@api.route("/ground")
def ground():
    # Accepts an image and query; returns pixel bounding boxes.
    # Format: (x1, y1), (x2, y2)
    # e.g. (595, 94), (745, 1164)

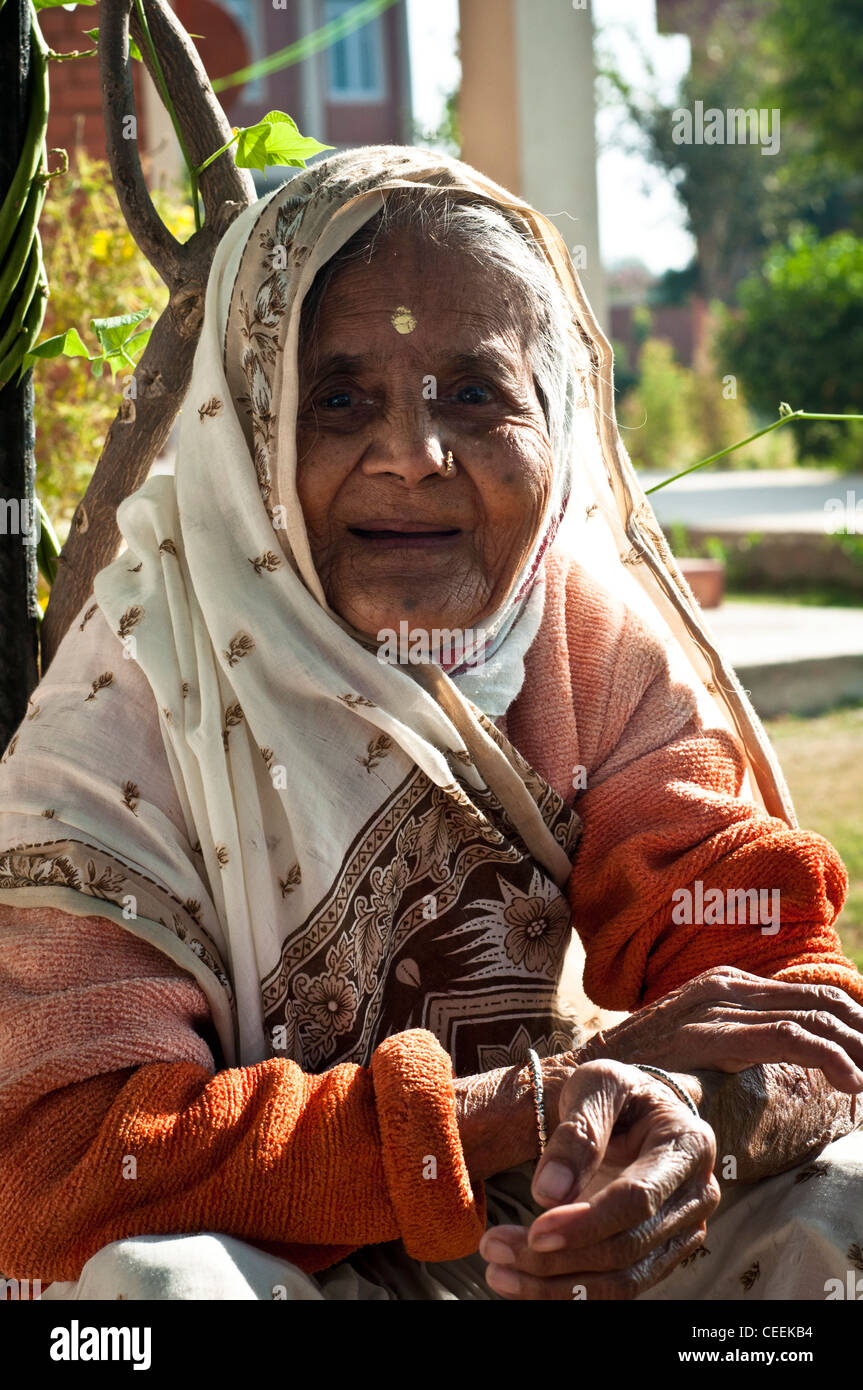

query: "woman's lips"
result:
(348, 524), (462, 550)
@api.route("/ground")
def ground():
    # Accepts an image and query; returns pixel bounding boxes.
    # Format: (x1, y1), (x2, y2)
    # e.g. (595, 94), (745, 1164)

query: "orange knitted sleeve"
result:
(564, 588), (862, 1011)
(0, 907), (485, 1286)
(0, 1034), (484, 1286)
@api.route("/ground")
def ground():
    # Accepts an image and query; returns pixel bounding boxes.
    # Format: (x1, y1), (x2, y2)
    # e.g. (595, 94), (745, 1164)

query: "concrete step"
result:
(703, 602), (863, 717)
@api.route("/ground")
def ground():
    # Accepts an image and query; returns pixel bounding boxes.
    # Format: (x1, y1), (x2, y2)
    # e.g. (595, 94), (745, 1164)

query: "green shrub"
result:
(33, 152), (193, 539)
(717, 229), (863, 460)
(618, 339), (697, 472)
(619, 336), (796, 473)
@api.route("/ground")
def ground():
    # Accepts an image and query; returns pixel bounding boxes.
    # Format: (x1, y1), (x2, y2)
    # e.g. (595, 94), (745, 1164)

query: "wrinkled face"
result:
(295, 230), (554, 639)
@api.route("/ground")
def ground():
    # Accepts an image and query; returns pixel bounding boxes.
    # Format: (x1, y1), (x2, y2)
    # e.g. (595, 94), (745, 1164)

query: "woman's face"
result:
(295, 229), (554, 639)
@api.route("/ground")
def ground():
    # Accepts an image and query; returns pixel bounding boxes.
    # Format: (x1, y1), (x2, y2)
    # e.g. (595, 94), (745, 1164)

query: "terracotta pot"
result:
(678, 557), (725, 609)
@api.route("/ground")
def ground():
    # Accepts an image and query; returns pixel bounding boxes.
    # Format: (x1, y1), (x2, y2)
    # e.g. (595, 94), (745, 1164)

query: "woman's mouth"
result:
(348, 523), (462, 549)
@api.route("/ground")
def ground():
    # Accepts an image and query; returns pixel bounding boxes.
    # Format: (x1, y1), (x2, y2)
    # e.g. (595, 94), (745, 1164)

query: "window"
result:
(325, 0), (386, 101)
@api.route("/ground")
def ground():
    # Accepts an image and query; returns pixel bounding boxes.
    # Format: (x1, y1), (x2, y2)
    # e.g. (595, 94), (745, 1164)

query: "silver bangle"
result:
(526, 1048), (547, 1154)
(634, 1063), (700, 1117)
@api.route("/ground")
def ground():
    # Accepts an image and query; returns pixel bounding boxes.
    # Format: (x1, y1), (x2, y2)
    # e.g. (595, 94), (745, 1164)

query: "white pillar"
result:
(513, 0), (606, 328)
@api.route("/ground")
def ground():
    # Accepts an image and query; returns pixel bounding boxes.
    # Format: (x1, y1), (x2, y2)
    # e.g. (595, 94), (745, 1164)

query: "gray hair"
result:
(297, 186), (589, 461)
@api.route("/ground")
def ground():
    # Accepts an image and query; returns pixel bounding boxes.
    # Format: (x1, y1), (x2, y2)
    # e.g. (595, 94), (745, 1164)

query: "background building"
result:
(41, 0), (413, 191)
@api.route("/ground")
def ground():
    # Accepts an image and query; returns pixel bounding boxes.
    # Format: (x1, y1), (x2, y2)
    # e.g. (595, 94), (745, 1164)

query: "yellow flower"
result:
(89, 229), (112, 260)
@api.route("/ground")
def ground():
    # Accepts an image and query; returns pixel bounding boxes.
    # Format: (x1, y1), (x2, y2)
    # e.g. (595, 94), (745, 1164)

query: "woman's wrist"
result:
(630, 1064), (705, 1115)
(574, 1027), (719, 1122)
(454, 1063), (538, 1180)
(682, 1068), (725, 1121)
(539, 1049), (582, 1129)
(454, 1049), (583, 1180)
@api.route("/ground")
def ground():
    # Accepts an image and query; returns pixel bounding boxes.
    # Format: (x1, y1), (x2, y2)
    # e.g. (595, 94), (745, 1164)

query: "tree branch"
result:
(40, 0), (254, 670)
(129, 0), (255, 226)
(100, 0), (183, 285)
(40, 304), (197, 658)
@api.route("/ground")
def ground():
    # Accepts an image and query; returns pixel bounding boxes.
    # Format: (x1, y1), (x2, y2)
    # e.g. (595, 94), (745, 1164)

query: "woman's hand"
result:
(578, 966), (863, 1094)
(480, 1058), (719, 1299)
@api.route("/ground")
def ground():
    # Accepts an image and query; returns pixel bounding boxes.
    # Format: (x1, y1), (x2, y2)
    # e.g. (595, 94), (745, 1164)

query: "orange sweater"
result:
(0, 906), (485, 1283)
(1, 550), (859, 1284)
(504, 553), (861, 1009)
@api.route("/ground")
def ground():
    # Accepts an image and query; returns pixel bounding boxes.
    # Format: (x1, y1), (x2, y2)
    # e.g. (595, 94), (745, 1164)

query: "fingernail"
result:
(533, 1161), (573, 1202)
(482, 1239), (515, 1266)
(530, 1231), (566, 1252)
(486, 1264), (521, 1295)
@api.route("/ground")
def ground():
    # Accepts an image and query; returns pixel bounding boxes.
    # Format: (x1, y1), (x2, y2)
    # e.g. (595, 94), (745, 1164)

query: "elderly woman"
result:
(1, 146), (862, 1303)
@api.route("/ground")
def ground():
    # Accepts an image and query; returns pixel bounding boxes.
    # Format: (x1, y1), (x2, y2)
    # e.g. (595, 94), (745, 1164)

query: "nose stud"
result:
(438, 450), (457, 477)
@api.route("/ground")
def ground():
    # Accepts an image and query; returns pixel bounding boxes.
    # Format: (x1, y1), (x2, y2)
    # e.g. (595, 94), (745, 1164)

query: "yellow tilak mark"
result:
(391, 305), (416, 334)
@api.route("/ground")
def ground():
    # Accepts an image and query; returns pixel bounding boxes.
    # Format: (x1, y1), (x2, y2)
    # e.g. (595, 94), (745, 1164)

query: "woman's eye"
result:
(315, 388), (377, 412)
(455, 383), (492, 405)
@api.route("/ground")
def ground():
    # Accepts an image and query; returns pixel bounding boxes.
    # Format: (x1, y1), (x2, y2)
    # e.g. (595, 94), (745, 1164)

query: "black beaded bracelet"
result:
(526, 1047), (548, 1154)
(634, 1062), (700, 1117)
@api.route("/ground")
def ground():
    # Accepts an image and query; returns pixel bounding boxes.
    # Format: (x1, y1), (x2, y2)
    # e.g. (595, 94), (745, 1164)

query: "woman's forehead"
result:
(303, 311), (530, 386)
(321, 230), (505, 294)
(308, 239), (528, 354)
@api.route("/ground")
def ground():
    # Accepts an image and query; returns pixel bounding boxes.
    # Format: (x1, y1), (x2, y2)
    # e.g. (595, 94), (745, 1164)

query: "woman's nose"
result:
(360, 414), (447, 485)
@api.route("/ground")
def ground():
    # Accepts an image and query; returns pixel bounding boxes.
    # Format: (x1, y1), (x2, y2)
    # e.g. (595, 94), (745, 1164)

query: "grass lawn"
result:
(725, 591), (863, 609)
(763, 703), (863, 971)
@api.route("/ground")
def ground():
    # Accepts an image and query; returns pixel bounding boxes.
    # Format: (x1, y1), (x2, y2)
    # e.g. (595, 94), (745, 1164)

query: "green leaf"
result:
(22, 326), (91, 371)
(101, 354), (130, 380)
(36, 498), (60, 589)
(83, 27), (143, 61)
(90, 309), (150, 355)
(233, 111), (332, 174)
(123, 326), (152, 358)
(101, 330), (151, 380)
(35, 1), (96, 9)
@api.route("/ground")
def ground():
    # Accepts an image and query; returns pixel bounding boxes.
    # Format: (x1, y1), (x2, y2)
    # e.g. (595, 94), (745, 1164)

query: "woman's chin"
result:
(332, 595), (490, 643)
(345, 611), (478, 642)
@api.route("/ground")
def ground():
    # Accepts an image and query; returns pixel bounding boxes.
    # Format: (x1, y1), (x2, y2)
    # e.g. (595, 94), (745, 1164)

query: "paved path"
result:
(639, 468), (863, 534)
(635, 469), (863, 711)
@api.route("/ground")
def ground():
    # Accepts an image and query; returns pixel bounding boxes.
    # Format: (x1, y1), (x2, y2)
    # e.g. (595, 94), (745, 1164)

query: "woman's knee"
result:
(48, 1232), (324, 1301)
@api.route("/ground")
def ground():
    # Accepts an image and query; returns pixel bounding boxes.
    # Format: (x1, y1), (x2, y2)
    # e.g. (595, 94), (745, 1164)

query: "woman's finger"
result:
(486, 1225), (709, 1301)
(678, 1017), (863, 1090)
(483, 1063), (715, 1297)
(529, 1059), (629, 1208)
(529, 1104), (714, 1252)
(670, 969), (863, 1037)
(699, 1006), (863, 1070)
(519, 1171), (720, 1275)
(709, 980), (863, 1034)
